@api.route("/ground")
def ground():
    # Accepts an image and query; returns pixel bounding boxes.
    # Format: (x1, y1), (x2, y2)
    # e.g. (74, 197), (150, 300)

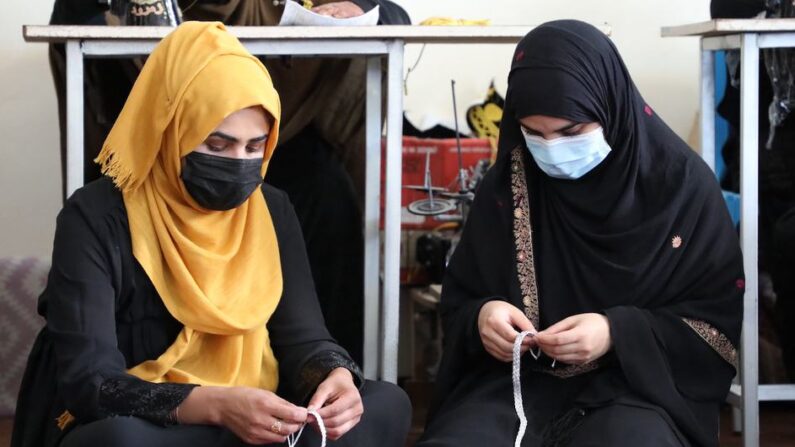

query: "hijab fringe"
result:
(95, 148), (138, 192)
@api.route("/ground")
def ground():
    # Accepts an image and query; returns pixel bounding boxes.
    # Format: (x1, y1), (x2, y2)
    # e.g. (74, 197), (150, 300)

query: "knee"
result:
(61, 416), (154, 447)
(360, 380), (412, 432)
(569, 406), (681, 447)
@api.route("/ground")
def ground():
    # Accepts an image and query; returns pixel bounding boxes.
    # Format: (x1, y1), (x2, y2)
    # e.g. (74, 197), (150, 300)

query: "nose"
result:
(229, 145), (250, 159)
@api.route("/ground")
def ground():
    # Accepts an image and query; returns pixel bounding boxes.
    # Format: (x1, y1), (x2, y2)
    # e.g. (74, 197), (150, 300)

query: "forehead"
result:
(519, 115), (577, 131)
(212, 106), (271, 134)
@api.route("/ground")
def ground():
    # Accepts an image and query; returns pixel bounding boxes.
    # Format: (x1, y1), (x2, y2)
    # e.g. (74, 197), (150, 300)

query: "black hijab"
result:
(497, 20), (743, 328)
(434, 20), (743, 446)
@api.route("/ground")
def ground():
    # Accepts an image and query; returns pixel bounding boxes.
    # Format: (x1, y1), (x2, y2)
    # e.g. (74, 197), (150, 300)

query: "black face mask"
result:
(181, 152), (264, 211)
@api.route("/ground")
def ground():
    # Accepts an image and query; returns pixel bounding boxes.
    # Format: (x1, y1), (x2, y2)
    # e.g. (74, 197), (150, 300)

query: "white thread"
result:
(287, 409), (326, 447)
(513, 330), (536, 447)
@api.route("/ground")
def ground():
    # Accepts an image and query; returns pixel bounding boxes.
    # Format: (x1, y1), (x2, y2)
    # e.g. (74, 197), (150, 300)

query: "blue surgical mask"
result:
(521, 126), (611, 179)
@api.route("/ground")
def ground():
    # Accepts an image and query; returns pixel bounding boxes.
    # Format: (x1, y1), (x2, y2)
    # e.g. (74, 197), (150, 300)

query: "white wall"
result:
(400, 0), (709, 141)
(0, 0), (709, 257)
(1, 1), (61, 257)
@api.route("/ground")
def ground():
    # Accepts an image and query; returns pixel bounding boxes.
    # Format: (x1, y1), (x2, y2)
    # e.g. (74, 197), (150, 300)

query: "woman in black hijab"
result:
(417, 20), (743, 447)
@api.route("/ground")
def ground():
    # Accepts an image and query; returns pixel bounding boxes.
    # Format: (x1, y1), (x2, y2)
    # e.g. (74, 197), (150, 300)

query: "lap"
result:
(292, 380), (411, 447)
(60, 416), (234, 447)
(568, 404), (687, 447)
(60, 380), (410, 447)
(418, 370), (686, 447)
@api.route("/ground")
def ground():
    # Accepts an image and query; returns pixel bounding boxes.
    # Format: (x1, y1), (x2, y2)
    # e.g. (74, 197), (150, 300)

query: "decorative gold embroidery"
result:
(682, 318), (738, 370)
(511, 148), (539, 328)
(510, 147), (602, 379)
(56, 410), (75, 431)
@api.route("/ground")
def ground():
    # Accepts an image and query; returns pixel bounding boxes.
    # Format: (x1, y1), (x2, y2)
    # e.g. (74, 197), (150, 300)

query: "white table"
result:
(662, 18), (795, 447)
(23, 24), (545, 383)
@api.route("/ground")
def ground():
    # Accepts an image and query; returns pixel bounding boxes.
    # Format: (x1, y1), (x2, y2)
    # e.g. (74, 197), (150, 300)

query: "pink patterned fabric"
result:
(0, 257), (48, 417)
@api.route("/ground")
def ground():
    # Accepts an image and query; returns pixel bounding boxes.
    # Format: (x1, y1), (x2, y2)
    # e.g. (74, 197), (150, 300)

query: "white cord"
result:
(287, 409), (326, 447)
(513, 331), (536, 447)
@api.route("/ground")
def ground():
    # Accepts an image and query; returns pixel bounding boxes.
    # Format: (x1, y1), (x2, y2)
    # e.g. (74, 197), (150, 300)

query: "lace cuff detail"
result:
(296, 350), (364, 404)
(98, 377), (198, 426)
(682, 318), (739, 370)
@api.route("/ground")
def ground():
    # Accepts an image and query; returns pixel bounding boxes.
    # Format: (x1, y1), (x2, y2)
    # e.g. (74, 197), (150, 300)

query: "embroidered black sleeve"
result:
(296, 350), (364, 404)
(98, 377), (198, 426)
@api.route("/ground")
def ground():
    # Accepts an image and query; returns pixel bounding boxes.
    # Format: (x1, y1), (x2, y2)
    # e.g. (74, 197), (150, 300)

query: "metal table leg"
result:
(739, 32), (760, 447)
(363, 56), (383, 380)
(700, 48), (716, 173)
(381, 40), (404, 383)
(65, 40), (84, 198)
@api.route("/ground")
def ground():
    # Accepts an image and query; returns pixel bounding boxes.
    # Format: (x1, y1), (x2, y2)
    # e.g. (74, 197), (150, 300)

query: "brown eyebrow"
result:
(207, 131), (269, 144)
(553, 122), (582, 133)
(522, 121), (582, 135)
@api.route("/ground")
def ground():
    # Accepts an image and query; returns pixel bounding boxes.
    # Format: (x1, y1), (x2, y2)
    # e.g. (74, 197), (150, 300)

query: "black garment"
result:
(711, 0), (795, 381)
(266, 127), (364, 365)
(49, 0), (138, 194)
(11, 178), (364, 447)
(419, 368), (686, 447)
(47, 0), (410, 367)
(771, 209), (795, 377)
(420, 21), (743, 447)
(59, 380), (411, 447)
(710, 0), (765, 18)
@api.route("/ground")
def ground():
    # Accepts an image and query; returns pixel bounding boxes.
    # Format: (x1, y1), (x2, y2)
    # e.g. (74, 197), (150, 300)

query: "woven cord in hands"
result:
(287, 409), (326, 447)
(513, 330), (540, 447)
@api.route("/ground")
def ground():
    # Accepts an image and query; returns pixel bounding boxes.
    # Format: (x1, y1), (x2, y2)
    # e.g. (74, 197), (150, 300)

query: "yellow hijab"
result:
(96, 21), (283, 390)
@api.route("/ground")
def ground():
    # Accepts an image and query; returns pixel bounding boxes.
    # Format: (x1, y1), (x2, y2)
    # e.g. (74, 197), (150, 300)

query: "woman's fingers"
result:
(488, 326), (518, 353)
(539, 341), (581, 356)
(316, 391), (359, 420)
(321, 405), (361, 429)
(536, 327), (580, 347)
(239, 420), (288, 445)
(267, 399), (307, 425)
(483, 339), (512, 362)
(507, 306), (536, 333)
(539, 315), (580, 335)
(326, 416), (361, 440)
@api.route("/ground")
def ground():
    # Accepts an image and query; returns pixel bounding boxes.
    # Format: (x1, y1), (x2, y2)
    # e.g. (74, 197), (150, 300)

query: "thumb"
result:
(539, 315), (578, 336)
(508, 306), (535, 333)
(307, 382), (332, 411)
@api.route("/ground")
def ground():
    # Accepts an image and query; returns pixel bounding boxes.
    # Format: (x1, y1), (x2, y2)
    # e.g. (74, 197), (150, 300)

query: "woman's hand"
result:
(311, 2), (365, 18)
(477, 300), (537, 362)
(535, 313), (612, 365)
(306, 367), (363, 440)
(178, 386), (307, 445)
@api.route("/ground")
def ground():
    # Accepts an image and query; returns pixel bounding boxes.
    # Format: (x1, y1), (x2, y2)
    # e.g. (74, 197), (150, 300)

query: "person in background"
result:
(711, 0), (795, 381)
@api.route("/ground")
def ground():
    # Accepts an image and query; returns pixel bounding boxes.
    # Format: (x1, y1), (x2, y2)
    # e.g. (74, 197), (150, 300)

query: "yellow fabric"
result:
(419, 17), (491, 26)
(96, 21), (283, 390)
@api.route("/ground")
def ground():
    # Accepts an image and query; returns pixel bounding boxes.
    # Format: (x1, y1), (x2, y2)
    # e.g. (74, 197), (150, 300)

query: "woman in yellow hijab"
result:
(12, 22), (410, 447)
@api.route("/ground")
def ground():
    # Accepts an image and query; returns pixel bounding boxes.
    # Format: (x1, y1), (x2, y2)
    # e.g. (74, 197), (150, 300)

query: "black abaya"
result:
(11, 179), (410, 447)
(419, 21), (743, 447)
(58, 381), (410, 447)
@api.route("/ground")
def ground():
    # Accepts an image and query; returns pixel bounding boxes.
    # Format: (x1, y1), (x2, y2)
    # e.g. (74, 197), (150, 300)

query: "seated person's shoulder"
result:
(61, 176), (125, 222)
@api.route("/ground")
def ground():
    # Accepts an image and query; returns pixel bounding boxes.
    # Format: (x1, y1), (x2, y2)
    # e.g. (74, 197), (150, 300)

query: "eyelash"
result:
(205, 143), (264, 153)
(522, 127), (581, 137)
